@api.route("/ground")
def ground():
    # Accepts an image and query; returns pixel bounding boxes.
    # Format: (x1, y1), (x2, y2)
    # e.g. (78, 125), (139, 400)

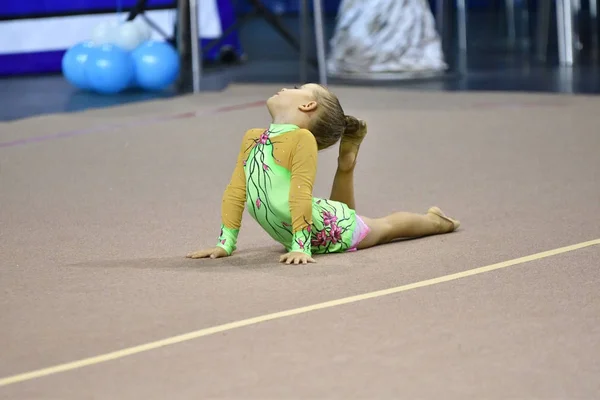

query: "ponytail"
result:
(309, 85), (359, 150)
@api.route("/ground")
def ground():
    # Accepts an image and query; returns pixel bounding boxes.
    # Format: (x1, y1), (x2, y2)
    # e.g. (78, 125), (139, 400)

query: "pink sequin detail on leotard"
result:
(347, 215), (371, 252)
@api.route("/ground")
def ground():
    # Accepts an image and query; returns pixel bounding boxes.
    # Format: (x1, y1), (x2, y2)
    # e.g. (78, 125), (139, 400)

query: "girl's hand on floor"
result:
(186, 247), (229, 259)
(279, 252), (316, 265)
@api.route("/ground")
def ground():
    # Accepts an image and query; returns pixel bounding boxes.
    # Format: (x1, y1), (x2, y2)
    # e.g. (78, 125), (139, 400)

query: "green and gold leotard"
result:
(215, 124), (362, 256)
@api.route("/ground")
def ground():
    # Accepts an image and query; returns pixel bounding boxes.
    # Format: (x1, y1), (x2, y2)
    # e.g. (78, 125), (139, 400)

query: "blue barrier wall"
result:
(0, 0), (241, 76)
(0, 0), (172, 18)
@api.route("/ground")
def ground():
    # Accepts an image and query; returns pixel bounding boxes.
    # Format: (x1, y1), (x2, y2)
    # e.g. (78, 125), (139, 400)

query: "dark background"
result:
(1, 0), (599, 121)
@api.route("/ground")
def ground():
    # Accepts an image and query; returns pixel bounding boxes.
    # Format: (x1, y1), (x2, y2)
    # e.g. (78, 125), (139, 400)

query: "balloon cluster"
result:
(62, 18), (180, 94)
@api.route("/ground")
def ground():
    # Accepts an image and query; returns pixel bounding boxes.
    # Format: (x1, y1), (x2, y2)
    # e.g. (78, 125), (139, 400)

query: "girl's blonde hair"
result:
(308, 85), (360, 150)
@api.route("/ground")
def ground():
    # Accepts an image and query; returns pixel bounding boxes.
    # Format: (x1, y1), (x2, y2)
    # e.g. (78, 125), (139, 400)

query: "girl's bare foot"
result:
(427, 206), (461, 233)
(338, 119), (368, 172)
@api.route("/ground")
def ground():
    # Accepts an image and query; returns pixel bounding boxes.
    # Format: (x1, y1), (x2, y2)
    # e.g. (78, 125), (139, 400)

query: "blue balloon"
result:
(61, 41), (96, 89)
(85, 44), (134, 94)
(131, 41), (180, 91)
(128, 69), (139, 89)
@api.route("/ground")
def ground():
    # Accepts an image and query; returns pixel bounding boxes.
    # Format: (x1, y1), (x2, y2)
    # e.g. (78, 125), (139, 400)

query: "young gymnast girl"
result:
(187, 83), (460, 264)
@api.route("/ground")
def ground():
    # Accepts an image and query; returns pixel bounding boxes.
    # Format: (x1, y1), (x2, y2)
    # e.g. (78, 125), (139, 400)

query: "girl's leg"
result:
(327, 120), (460, 250)
(329, 120), (368, 210)
(357, 207), (460, 249)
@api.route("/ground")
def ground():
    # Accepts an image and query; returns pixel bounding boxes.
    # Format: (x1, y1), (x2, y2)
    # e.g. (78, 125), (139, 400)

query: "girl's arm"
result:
(215, 130), (256, 255)
(287, 129), (318, 257)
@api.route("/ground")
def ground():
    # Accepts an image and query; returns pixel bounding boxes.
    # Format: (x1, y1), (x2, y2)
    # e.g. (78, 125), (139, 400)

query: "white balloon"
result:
(114, 21), (145, 51)
(133, 18), (152, 41)
(91, 20), (119, 45)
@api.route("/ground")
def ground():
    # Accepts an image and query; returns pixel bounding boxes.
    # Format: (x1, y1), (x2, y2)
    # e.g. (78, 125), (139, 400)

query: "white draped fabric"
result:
(327, 0), (447, 74)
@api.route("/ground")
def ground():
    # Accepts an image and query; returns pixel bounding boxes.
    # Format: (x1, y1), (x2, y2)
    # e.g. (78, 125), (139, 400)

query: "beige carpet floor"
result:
(1, 84), (599, 399)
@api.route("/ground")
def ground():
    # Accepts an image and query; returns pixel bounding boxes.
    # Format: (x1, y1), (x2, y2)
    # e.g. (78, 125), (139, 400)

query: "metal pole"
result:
(312, 0), (327, 85)
(564, 0), (575, 65)
(590, 0), (598, 60)
(536, 0), (551, 61)
(435, 0), (452, 62)
(457, 0), (468, 53)
(189, 0), (202, 92)
(556, 0), (569, 64)
(176, 0), (190, 88)
(435, 0), (445, 38)
(300, 0), (308, 83)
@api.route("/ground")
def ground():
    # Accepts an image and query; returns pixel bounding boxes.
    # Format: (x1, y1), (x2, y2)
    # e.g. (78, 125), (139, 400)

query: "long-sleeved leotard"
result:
(216, 124), (364, 256)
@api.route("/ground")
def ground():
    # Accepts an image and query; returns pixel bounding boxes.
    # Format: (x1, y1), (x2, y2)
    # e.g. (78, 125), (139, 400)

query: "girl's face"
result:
(266, 84), (323, 116)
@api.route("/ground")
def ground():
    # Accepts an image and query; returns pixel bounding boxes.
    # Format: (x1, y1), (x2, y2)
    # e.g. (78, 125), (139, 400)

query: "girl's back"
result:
(223, 125), (357, 255)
